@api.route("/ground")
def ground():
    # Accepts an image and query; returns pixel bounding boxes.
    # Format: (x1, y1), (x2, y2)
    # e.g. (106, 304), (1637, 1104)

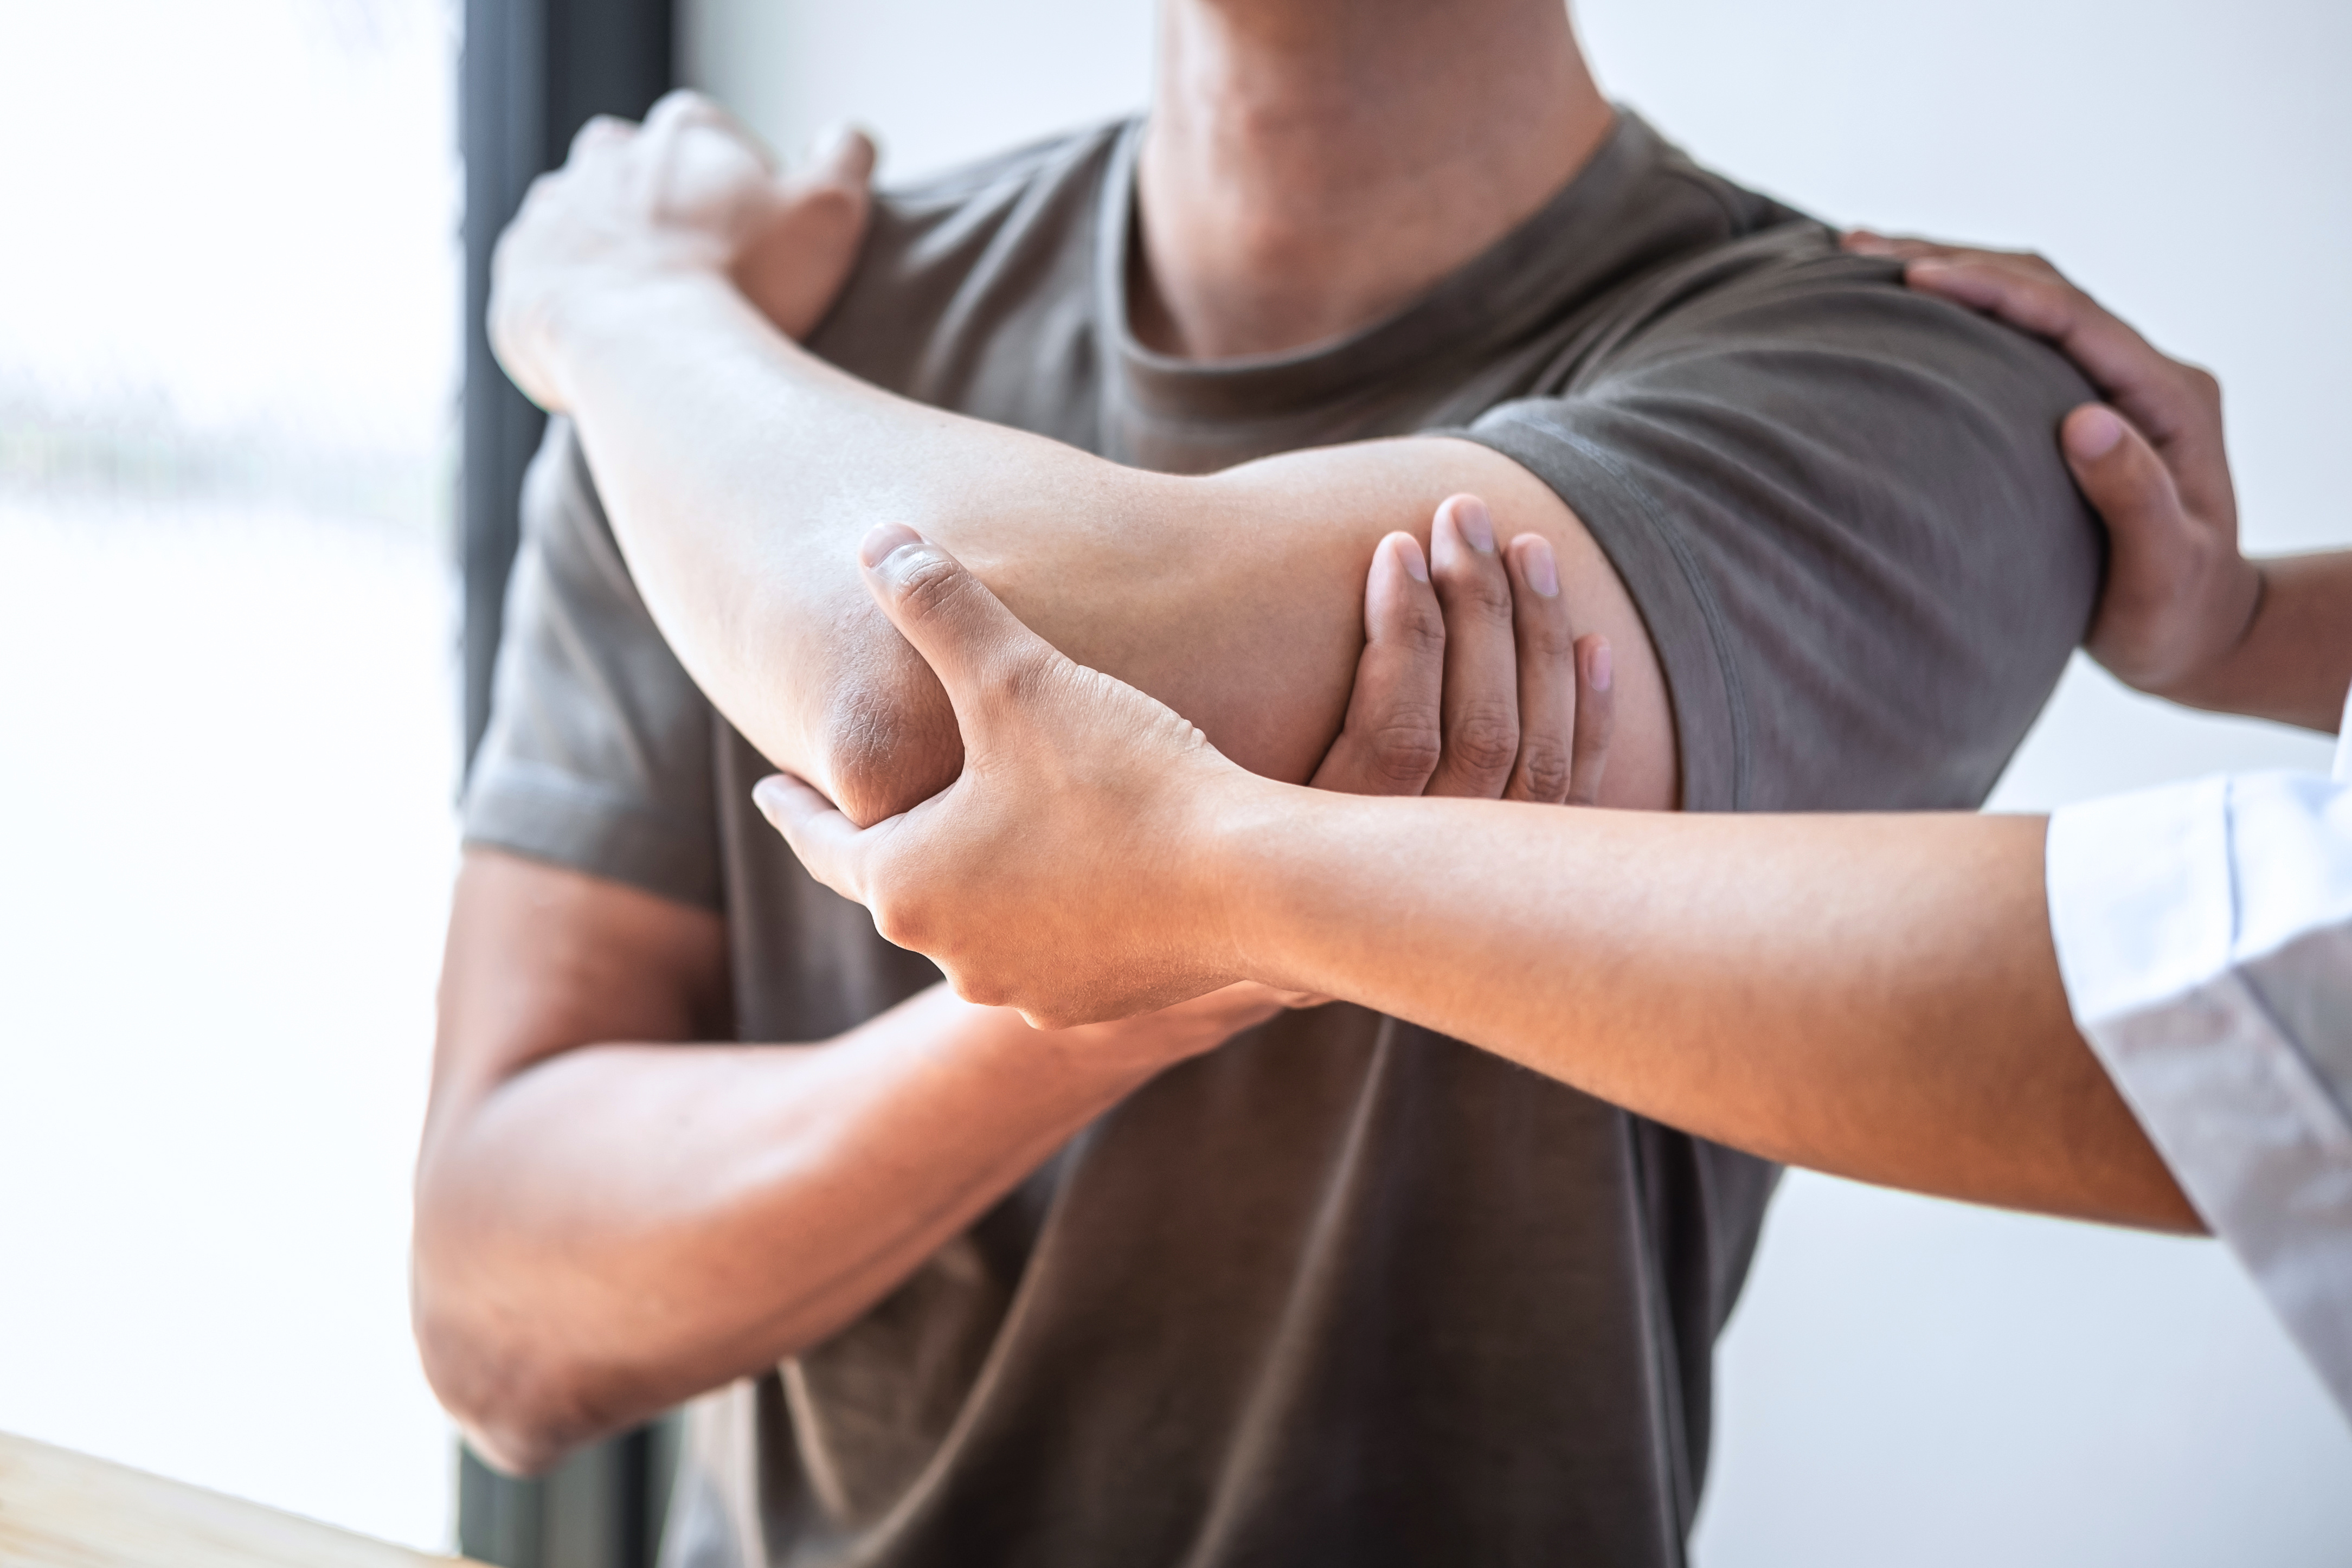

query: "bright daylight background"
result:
(1, 0), (2346, 1561)
(0, 0), (462, 1552)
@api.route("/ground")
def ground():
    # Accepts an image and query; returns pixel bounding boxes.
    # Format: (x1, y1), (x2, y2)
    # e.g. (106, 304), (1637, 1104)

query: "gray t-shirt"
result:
(466, 113), (2099, 1567)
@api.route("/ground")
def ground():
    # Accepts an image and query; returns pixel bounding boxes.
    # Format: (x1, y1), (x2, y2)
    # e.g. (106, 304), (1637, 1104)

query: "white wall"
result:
(681, 0), (1156, 182)
(680, 0), (2352, 1559)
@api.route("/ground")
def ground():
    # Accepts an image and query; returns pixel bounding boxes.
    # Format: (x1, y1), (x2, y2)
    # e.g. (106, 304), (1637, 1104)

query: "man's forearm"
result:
(414, 982), (1170, 1473)
(556, 270), (1674, 821)
(1219, 793), (2195, 1230)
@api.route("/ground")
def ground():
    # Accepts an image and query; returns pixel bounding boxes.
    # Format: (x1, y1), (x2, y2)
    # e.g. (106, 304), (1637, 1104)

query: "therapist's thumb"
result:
(858, 524), (1061, 730)
(2061, 405), (2192, 560)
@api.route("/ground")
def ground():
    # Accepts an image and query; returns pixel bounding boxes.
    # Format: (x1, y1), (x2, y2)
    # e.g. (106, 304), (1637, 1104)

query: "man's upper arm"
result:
(1193, 438), (1683, 811)
(431, 851), (729, 1118)
(1048, 239), (2094, 825)
(1453, 234), (2102, 813)
(439, 416), (736, 1100)
(464, 418), (727, 908)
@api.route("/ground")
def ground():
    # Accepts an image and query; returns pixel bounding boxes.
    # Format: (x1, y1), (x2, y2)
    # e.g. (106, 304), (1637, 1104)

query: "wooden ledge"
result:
(0, 1430), (485, 1568)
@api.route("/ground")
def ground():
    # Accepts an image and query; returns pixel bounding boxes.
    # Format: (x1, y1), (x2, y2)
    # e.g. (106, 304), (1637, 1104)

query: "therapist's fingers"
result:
(1309, 532), (1447, 796)
(1914, 263), (2207, 446)
(1501, 534), (1577, 804)
(1565, 635), (1615, 807)
(1845, 233), (2220, 459)
(2062, 404), (2191, 551)
(1852, 236), (2143, 383)
(751, 772), (889, 908)
(1840, 229), (1948, 262)
(2060, 402), (2247, 678)
(855, 523), (1064, 742)
(1424, 495), (1522, 799)
(1921, 260), (2234, 535)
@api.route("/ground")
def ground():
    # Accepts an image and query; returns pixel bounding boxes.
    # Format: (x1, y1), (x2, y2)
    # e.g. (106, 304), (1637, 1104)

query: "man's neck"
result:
(1132, 0), (1614, 361)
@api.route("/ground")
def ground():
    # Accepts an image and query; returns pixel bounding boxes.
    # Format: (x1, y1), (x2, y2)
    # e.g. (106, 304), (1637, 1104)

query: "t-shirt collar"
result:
(1095, 108), (1670, 428)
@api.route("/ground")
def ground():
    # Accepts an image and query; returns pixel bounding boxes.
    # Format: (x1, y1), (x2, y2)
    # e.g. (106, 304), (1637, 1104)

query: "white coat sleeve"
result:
(2043, 685), (2352, 1416)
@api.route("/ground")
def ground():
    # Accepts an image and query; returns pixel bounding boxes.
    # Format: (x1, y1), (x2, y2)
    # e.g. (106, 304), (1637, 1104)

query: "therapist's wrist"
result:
(1192, 772), (1334, 995)
(2155, 552), (2352, 732)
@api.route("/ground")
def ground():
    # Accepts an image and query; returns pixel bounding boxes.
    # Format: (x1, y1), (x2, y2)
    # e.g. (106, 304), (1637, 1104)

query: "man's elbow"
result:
(409, 1174), (631, 1479)
(412, 1278), (618, 1479)
(814, 648), (966, 826)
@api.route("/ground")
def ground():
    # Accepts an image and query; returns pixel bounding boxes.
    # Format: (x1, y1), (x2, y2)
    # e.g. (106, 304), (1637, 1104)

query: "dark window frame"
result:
(459, 3), (678, 1564)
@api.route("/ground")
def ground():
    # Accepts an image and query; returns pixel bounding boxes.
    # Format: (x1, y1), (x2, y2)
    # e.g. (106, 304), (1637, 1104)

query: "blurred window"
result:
(0, 0), (460, 1552)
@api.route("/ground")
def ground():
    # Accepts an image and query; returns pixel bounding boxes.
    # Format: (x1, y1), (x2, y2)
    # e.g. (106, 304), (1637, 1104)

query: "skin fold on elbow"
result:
(409, 1134), (645, 1479)
(409, 1216), (616, 1478)
(816, 641), (967, 825)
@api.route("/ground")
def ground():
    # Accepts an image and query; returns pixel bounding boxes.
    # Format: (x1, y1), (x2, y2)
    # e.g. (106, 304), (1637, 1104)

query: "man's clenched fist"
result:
(489, 89), (873, 413)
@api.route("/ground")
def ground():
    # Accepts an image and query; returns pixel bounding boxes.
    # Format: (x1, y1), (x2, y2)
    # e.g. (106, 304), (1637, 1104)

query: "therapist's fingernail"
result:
(2065, 406), (2126, 461)
(1455, 497), (1495, 554)
(859, 523), (924, 568)
(1523, 537), (1559, 598)
(751, 775), (792, 822)
(1397, 534), (1429, 583)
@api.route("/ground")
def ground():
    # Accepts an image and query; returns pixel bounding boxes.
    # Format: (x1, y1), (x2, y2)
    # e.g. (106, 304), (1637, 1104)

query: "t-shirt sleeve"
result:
(1460, 230), (2102, 812)
(461, 417), (724, 909)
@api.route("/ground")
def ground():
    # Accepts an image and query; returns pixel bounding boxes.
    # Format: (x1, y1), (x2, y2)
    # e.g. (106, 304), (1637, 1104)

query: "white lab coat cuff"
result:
(2048, 775), (2352, 1416)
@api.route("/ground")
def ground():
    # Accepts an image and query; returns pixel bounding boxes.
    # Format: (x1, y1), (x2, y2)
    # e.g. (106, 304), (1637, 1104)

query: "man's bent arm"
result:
(421, 525), (1576, 1472)
(414, 850), (1248, 1474)
(555, 271), (1673, 823)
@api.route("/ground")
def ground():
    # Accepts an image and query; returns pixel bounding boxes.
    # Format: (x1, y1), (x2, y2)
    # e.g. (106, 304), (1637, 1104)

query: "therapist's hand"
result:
(1315, 496), (1614, 805)
(755, 509), (1612, 1027)
(757, 525), (1270, 1024)
(1842, 232), (2261, 707)
(1165, 497), (1615, 1031)
(490, 89), (873, 412)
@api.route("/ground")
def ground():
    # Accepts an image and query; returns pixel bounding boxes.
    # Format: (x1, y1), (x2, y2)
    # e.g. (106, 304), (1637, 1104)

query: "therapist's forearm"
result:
(552, 271), (1673, 823)
(1217, 793), (2196, 1230)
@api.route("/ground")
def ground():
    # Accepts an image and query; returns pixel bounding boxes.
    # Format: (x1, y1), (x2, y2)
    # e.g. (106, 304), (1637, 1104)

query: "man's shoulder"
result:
(1578, 213), (2098, 422)
(1634, 119), (1811, 243)
(807, 120), (1129, 401)
(873, 119), (1131, 223)
(1584, 119), (2086, 403)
